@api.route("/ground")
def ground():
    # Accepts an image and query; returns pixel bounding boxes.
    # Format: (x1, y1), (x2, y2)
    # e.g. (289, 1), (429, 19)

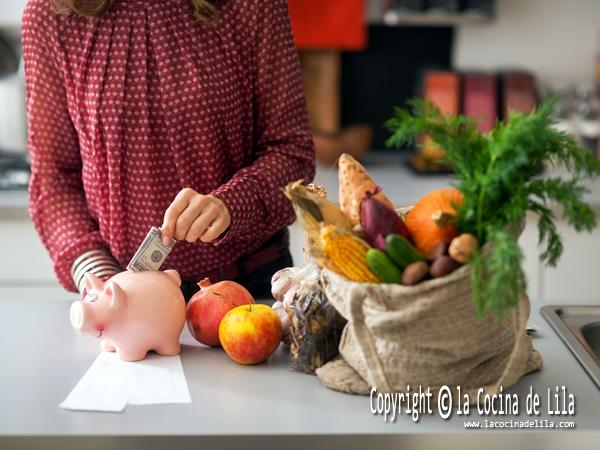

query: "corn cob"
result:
(284, 181), (353, 233)
(319, 225), (379, 283)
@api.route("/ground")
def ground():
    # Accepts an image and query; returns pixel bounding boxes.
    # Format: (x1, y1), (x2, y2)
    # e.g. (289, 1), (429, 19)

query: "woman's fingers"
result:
(174, 196), (211, 241)
(185, 205), (219, 243)
(162, 190), (231, 244)
(199, 196), (231, 243)
(161, 188), (195, 244)
(200, 216), (229, 243)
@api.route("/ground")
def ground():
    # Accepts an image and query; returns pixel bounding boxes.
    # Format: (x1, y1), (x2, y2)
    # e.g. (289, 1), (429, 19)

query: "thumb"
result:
(159, 224), (174, 246)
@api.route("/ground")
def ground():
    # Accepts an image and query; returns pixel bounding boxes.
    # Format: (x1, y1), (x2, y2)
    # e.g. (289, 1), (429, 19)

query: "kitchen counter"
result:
(1, 294), (599, 449)
(2, 153), (600, 448)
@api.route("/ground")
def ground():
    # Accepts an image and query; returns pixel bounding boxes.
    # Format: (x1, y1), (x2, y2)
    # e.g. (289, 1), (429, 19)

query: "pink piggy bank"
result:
(69, 270), (186, 361)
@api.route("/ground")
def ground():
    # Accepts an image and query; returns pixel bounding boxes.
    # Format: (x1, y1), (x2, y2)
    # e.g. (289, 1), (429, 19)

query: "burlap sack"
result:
(316, 264), (543, 403)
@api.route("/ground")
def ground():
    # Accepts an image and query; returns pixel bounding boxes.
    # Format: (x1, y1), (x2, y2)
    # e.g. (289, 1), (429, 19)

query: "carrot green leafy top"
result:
(386, 98), (600, 317)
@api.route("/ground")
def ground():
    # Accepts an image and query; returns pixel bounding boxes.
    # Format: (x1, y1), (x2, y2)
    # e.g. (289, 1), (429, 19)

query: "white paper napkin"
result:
(60, 352), (191, 412)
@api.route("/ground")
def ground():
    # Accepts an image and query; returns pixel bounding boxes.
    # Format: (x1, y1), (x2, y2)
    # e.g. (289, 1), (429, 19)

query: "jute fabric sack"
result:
(316, 264), (543, 403)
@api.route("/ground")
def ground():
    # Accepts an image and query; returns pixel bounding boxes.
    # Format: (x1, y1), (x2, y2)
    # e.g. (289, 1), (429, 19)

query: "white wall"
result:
(453, 0), (600, 87)
(0, 0), (27, 26)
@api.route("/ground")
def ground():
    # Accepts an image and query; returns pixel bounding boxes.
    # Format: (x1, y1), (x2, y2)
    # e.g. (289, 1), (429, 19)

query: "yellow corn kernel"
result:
(319, 226), (379, 283)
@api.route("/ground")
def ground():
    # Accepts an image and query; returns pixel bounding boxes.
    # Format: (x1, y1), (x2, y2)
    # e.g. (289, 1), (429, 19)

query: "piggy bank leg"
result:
(155, 340), (181, 357)
(115, 345), (149, 362)
(100, 339), (116, 352)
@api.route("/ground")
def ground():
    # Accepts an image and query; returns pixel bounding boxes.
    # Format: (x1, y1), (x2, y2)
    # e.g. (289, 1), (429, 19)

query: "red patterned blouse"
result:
(22, 0), (315, 292)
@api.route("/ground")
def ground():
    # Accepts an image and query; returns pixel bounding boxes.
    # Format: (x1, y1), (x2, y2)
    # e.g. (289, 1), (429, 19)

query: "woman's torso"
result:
(51, 0), (265, 277)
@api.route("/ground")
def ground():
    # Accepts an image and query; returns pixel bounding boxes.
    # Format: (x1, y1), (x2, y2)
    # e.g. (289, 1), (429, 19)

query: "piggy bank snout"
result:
(70, 301), (87, 331)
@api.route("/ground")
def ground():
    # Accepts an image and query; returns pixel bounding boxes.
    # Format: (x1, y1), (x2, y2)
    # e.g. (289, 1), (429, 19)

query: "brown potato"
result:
(402, 261), (430, 286)
(430, 255), (461, 278)
(428, 241), (449, 262)
(449, 233), (479, 264)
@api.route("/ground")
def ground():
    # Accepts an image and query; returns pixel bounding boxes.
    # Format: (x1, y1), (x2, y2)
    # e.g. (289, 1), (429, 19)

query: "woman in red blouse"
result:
(22, 0), (315, 299)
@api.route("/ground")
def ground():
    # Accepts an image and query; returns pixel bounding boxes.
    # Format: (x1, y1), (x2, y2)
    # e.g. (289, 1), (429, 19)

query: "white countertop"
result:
(1, 153), (600, 448)
(0, 295), (599, 449)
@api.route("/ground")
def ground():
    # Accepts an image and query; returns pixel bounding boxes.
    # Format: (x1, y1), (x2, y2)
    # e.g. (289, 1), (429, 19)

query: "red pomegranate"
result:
(186, 278), (254, 347)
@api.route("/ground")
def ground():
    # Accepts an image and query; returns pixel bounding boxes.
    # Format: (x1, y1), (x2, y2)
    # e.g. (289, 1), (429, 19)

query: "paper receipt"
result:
(59, 352), (191, 412)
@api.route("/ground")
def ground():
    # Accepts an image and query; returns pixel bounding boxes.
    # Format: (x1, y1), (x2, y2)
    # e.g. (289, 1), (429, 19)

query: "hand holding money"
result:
(127, 227), (176, 272)
(161, 188), (231, 245)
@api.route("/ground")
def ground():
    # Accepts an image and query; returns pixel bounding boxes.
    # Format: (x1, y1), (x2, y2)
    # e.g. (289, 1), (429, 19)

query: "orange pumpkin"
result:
(405, 188), (464, 259)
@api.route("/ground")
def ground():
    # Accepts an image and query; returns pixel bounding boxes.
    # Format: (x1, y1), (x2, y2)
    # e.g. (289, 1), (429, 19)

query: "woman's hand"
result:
(161, 188), (231, 245)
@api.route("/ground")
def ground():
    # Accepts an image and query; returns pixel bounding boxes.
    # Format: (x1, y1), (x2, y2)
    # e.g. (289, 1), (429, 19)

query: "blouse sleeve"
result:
(210, 0), (315, 245)
(22, 2), (109, 292)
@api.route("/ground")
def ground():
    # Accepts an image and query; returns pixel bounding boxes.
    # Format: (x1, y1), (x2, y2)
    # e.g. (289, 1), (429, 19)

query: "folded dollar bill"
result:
(127, 227), (176, 272)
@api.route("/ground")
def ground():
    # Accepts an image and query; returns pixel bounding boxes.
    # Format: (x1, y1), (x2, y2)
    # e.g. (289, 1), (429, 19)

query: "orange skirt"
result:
(288, 0), (367, 50)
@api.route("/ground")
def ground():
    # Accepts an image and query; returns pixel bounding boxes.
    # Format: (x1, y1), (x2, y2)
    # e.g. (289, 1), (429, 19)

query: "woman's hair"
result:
(52, 0), (219, 22)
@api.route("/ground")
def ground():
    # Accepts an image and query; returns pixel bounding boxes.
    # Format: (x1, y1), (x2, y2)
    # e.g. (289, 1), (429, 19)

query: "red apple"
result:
(219, 304), (282, 365)
(186, 278), (254, 347)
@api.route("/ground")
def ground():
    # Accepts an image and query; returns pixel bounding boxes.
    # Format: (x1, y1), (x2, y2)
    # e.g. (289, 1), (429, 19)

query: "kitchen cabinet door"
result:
(0, 218), (58, 286)
(519, 214), (542, 302)
(543, 219), (600, 303)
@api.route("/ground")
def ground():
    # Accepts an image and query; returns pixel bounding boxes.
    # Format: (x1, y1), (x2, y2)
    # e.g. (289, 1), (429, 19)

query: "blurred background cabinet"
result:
(543, 214), (600, 302)
(0, 217), (56, 285)
(0, 209), (77, 300)
(0, 1), (27, 27)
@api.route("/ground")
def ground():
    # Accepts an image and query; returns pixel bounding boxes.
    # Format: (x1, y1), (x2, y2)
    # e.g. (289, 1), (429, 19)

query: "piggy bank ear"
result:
(84, 273), (105, 294)
(163, 269), (181, 287)
(104, 281), (126, 309)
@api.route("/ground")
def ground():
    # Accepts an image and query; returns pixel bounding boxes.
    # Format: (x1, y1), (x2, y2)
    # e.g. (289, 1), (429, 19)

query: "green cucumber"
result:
(385, 234), (425, 269)
(366, 249), (402, 284)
